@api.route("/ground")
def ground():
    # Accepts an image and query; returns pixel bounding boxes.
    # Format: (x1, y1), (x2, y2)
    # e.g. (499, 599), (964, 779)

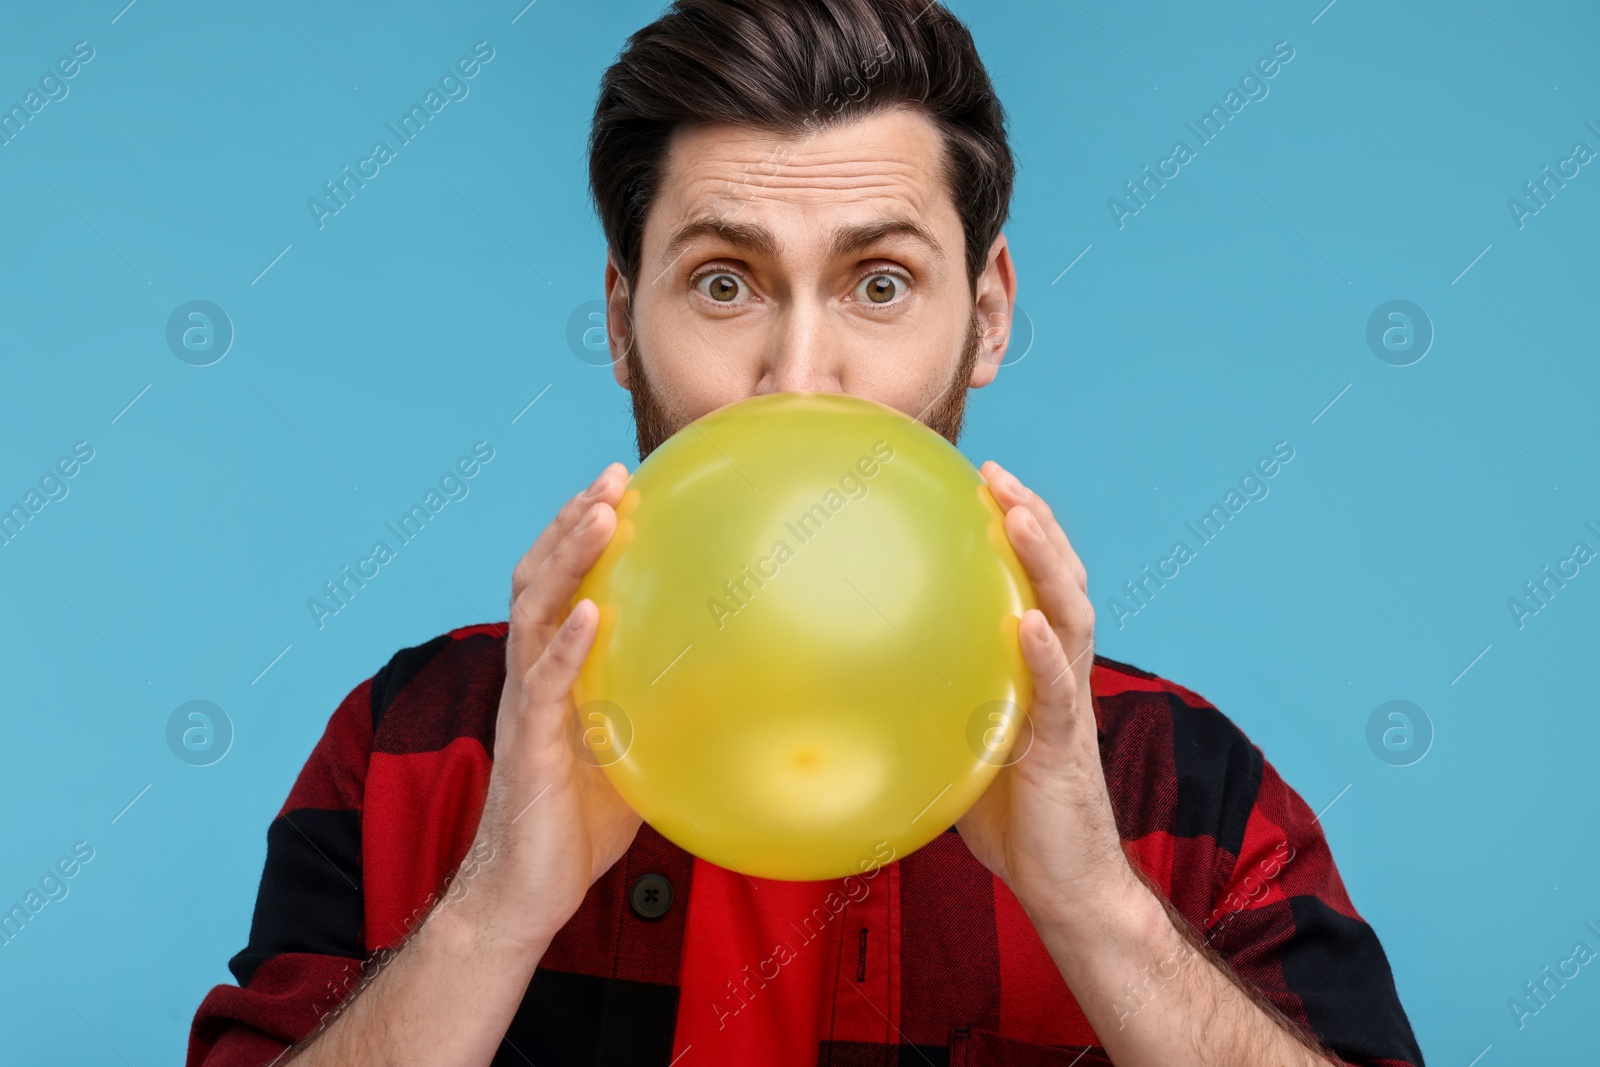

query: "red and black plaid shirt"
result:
(187, 622), (1425, 1066)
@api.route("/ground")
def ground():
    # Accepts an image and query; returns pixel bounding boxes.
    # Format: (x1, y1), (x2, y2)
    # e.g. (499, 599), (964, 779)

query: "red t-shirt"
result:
(671, 858), (839, 1065)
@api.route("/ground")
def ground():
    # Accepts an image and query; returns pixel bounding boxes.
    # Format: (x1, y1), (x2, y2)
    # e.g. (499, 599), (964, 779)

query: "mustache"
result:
(624, 312), (981, 462)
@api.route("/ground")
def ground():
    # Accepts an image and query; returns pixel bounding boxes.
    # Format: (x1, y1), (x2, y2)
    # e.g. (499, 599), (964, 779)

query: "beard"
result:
(624, 312), (982, 462)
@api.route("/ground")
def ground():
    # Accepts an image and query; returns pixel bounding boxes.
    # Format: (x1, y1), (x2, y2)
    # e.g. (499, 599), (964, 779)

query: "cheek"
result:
(849, 303), (974, 398)
(635, 307), (757, 413)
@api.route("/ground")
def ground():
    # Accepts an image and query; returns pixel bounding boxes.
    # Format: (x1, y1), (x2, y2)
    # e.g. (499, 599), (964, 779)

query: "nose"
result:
(755, 299), (845, 395)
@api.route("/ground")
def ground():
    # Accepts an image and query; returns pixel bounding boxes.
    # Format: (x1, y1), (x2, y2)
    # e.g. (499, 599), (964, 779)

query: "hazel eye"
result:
(855, 272), (905, 305)
(696, 272), (746, 303)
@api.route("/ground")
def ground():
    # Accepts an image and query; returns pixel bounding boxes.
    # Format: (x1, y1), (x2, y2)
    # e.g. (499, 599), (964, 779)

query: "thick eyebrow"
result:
(661, 218), (780, 264)
(826, 217), (944, 262)
(657, 215), (944, 270)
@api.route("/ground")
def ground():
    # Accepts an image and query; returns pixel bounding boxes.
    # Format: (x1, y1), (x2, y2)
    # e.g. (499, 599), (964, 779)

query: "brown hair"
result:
(588, 0), (1015, 291)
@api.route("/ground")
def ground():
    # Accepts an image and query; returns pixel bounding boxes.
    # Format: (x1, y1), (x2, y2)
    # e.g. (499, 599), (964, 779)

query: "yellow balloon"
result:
(571, 391), (1036, 880)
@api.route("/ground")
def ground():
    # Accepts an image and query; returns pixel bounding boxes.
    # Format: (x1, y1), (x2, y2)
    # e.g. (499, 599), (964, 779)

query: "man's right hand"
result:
(453, 461), (642, 955)
(278, 464), (640, 1067)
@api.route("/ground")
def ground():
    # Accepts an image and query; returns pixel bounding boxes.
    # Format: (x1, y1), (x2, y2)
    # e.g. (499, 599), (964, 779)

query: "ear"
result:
(604, 251), (633, 390)
(969, 233), (1017, 390)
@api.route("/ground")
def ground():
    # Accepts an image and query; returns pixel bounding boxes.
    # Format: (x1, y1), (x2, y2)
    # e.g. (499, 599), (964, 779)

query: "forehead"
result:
(645, 108), (959, 250)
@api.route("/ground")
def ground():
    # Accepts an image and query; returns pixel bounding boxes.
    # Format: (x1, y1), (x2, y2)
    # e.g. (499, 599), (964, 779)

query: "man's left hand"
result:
(955, 461), (1144, 924)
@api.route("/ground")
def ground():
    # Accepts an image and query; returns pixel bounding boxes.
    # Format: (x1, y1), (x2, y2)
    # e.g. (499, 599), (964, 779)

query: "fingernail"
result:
(582, 468), (609, 498)
(1003, 470), (1031, 500)
(1020, 508), (1042, 539)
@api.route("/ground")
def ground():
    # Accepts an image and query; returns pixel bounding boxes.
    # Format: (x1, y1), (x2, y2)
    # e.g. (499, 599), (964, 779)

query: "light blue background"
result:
(2, 0), (1596, 1062)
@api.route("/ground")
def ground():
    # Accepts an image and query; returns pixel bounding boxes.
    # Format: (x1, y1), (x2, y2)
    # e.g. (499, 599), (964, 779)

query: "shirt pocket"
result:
(949, 1026), (1114, 1067)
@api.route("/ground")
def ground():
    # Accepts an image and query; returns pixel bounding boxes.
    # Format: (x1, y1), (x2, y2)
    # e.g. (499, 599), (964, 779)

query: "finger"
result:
(510, 462), (627, 601)
(996, 488), (1092, 646)
(506, 500), (618, 672)
(1004, 510), (1094, 670)
(982, 461), (1087, 591)
(1017, 607), (1093, 750)
(519, 597), (600, 751)
(511, 462), (628, 601)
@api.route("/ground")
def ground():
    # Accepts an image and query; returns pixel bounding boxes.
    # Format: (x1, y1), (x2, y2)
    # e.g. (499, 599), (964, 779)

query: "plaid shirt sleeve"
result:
(185, 671), (377, 1067)
(1095, 658), (1424, 1067)
(1196, 726), (1425, 1067)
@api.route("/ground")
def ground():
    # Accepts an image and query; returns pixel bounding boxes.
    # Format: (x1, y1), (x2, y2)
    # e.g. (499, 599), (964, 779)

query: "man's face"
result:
(604, 107), (1017, 459)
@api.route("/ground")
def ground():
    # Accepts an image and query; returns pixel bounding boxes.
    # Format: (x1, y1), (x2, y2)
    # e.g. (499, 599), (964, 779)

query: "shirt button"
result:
(630, 872), (673, 920)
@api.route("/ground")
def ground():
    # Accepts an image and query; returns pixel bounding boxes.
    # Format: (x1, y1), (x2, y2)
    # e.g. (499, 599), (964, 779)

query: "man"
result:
(189, 2), (1426, 1064)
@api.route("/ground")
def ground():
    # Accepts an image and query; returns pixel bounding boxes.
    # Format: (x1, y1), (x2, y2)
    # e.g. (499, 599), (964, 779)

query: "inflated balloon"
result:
(570, 391), (1036, 881)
